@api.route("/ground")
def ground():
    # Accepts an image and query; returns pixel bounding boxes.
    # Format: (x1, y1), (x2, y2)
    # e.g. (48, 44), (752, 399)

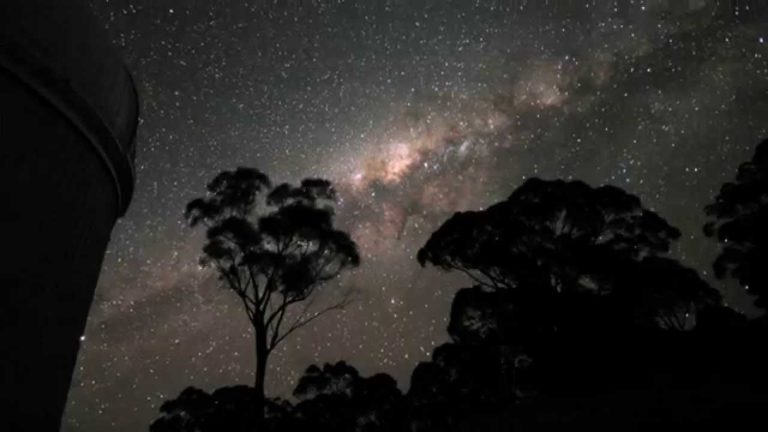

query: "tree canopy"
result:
(418, 178), (680, 294)
(705, 138), (768, 308)
(418, 178), (718, 331)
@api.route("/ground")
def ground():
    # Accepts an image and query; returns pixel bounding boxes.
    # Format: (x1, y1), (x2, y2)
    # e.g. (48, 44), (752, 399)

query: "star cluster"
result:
(64, 1), (767, 430)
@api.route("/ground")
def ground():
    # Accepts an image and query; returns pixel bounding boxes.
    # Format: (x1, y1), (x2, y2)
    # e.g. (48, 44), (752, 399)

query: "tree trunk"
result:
(254, 323), (268, 429)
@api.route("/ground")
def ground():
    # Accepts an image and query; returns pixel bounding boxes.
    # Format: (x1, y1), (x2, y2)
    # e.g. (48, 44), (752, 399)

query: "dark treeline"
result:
(151, 139), (768, 431)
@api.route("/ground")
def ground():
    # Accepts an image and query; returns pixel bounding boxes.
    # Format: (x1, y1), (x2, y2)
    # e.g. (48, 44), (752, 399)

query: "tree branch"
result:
(268, 293), (352, 351)
(455, 264), (505, 290)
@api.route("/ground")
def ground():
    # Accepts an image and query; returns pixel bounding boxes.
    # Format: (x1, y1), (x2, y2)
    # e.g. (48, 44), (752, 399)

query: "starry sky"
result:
(64, 1), (768, 430)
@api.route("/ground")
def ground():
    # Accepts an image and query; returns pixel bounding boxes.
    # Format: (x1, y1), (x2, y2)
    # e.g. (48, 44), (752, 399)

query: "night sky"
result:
(64, 1), (767, 430)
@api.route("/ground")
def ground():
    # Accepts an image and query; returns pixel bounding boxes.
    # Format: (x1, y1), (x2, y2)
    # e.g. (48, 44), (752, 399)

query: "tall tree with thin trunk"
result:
(185, 167), (360, 415)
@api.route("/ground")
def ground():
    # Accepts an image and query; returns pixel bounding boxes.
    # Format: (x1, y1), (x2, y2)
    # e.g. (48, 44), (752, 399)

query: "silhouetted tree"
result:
(185, 168), (360, 414)
(613, 256), (721, 330)
(410, 178), (726, 431)
(155, 173), (768, 432)
(418, 178), (718, 331)
(151, 362), (404, 432)
(150, 387), (213, 432)
(292, 362), (406, 432)
(409, 340), (534, 432)
(705, 138), (768, 308)
(149, 386), (291, 432)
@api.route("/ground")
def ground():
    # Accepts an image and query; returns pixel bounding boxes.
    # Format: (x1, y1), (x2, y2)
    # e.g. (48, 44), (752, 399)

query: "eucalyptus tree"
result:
(185, 168), (360, 405)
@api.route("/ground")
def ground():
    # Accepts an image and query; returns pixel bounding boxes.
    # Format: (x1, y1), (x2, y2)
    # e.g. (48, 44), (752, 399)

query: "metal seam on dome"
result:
(0, 46), (137, 216)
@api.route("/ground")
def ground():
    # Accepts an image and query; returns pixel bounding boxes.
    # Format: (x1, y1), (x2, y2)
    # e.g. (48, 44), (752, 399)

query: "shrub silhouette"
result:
(150, 363), (404, 432)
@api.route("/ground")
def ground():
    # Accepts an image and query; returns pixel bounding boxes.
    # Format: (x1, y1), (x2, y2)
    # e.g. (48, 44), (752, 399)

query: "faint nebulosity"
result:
(65, 1), (767, 430)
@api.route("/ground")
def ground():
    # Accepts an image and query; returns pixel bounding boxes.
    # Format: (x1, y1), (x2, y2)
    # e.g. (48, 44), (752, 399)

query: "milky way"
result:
(64, 1), (768, 430)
